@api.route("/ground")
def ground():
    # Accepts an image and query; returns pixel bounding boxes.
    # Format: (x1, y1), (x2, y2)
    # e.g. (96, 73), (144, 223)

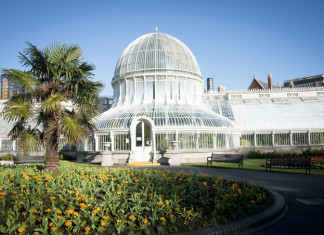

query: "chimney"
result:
(218, 85), (226, 94)
(289, 81), (294, 88)
(267, 73), (273, 90)
(207, 77), (214, 93)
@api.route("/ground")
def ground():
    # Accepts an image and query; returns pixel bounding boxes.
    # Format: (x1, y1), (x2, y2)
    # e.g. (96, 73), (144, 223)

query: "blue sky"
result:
(1, 0), (323, 95)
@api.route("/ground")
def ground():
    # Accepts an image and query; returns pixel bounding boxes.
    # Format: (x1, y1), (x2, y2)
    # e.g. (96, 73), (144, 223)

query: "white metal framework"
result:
(2, 30), (324, 162)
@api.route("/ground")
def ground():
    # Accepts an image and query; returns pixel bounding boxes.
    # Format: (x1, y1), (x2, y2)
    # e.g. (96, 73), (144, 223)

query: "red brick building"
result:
(248, 73), (280, 90)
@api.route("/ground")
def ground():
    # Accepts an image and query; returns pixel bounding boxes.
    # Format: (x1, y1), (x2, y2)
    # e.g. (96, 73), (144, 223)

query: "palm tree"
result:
(1, 42), (103, 172)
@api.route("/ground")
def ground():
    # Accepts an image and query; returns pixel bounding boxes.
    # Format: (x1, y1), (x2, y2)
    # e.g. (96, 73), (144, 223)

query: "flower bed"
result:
(311, 156), (324, 169)
(0, 165), (273, 234)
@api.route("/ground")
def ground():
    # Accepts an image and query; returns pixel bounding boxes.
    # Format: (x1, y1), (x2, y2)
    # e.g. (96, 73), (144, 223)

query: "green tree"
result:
(1, 42), (103, 172)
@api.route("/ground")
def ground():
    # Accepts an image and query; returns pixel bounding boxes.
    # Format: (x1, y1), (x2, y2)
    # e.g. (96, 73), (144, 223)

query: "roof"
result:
(95, 104), (237, 131)
(248, 78), (280, 90)
(113, 30), (201, 78)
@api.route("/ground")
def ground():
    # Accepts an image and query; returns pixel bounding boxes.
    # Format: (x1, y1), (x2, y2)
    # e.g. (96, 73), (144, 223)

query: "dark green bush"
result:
(0, 155), (14, 161)
(59, 154), (73, 160)
(247, 149), (323, 159)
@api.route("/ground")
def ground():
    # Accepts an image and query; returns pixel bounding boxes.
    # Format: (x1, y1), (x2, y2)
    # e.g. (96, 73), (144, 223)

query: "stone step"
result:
(125, 161), (160, 166)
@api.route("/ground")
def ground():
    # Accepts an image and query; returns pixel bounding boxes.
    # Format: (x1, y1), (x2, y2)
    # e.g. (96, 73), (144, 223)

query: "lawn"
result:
(184, 159), (324, 176)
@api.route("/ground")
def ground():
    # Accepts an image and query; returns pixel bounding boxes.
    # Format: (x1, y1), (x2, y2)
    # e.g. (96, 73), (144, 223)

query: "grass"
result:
(27, 160), (98, 168)
(184, 159), (324, 176)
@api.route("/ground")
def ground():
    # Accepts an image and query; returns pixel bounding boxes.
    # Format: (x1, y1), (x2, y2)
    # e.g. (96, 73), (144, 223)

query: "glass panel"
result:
(310, 132), (324, 145)
(179, 132), (196, 150)
(293, 133), (308, 145)
(240, 134), (254, 147)
(114, 133), (131, 151)
(136, 122), (142, 147)
(274, 133), (290, 146)
(87, 137), (95, 151)
(98, 135), (111, 151)
(144, 122), (151, 146)
(216, 134), (226, 148)
(1, 139), (13, 150)
(256, 134), (272, 146)
(155, 132), (176, 150)
(198, 133), (214, 149)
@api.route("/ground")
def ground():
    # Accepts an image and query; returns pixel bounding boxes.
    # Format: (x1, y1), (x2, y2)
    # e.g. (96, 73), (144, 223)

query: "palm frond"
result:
(2, 69), (39, 93)
(2, 97), (34, 122)
(42, 93), (67, 114)
(60, 110), (86, 144)
(19, 42), (48, 77)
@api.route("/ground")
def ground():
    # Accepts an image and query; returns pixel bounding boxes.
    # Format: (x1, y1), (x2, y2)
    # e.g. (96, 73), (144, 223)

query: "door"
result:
(134, 120), (152, 161)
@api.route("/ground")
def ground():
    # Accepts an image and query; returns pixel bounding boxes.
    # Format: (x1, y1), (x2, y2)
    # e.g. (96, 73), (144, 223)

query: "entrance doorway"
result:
(134, 120), (152, 161)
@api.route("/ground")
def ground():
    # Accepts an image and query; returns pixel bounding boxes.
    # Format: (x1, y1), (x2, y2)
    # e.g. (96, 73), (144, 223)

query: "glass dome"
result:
(113, 29), (201, 78)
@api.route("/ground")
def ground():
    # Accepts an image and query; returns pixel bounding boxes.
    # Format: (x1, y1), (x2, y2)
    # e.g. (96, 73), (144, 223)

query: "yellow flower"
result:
(250, 200), (256, 204)
(49, 222), (54, 227)
(21, 185), (26, 188)
(56, 210), (62, 214)
(203, 181), (207, 186)
(85, 227), (90, 231)
(66, 209), (74, 214)
(116, 219), (121, 223)
(117, 191), (122, 195)
(0, 193), (6, 196)
(50, 197), (56, 200)
(100, 220), (106, 226)
(129, 215), (135, 220)
(65, 220), (72, 227)
(103, 215), (109, 220)
(18, 227), (25, 233)
(32, 208), (37, 213)
(142, 218), (148, 224)
(18, 201), (24, 205)
(160, 217), (166, 221)
(170, 214), (174, 218)
(58, 215), (63, 219)
(51, 227), (57, 232)
(124, 181), (128, 184)
(156, 201), (163, 206)
(45, 209), (51, 213)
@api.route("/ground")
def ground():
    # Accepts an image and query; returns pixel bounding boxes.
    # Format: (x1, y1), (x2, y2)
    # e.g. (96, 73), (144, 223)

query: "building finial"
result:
(254, 74), (256, 79)
(155, 26), (158, 32)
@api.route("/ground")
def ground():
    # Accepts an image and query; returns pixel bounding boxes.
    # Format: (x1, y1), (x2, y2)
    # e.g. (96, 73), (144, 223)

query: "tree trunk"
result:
(44, 111), (60, 173)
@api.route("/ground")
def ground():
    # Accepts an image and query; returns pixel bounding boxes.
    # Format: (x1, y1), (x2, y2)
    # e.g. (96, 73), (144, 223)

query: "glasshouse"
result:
(1, 29), (324, 165)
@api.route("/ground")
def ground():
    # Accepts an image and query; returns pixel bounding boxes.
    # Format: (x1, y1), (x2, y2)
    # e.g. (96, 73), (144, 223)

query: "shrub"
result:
(0, 155), (14, 161)
(59, 154), (73, 161)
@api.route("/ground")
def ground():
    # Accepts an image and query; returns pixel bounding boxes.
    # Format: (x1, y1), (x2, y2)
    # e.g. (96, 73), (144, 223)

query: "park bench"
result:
(207, 153), (244, 169)
(13, 156), (45, 165)
(266, 156), (311, 175)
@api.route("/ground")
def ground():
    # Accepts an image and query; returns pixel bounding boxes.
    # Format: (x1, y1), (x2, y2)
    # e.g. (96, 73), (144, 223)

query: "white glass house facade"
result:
(93, 30), (240, 163)
(1, 30), (324, 164)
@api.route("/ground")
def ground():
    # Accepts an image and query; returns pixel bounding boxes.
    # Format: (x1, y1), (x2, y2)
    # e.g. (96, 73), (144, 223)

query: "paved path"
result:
(111, 165), (324, 235)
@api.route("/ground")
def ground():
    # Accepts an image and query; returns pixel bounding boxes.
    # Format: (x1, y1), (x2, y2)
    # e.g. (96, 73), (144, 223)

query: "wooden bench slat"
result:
(207, 154), (244, 169)
(266, 156), (311, 175)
